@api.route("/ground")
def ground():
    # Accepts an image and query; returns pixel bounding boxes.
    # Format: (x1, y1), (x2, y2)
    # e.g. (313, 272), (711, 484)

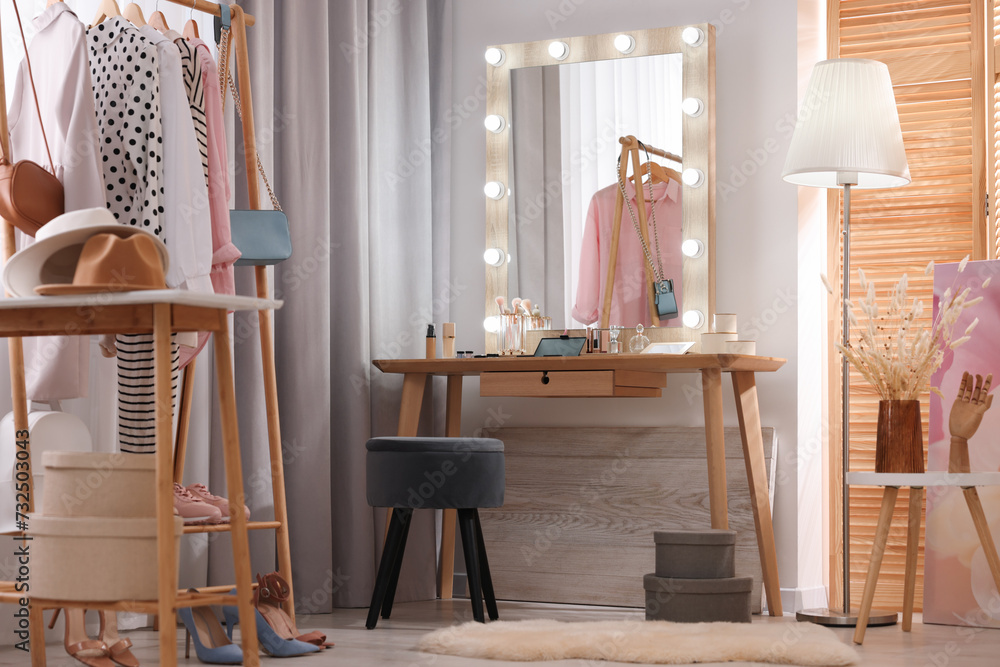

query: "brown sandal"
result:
(99, 611), (139, 667)
(255, 572), (335, 649)
(53, 608), (115, 667)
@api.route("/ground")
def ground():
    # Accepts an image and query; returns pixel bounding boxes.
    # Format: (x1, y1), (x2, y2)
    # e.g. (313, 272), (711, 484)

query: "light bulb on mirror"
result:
(681, 97), (704, 117)
(484, 181), (506, 200)
(483, 248), (506, 267)
(682, 310), (705, 329)
(613, 34), (635, 54)
(483, 316), (501, 333)
(484, 47), (505, 66)
(548, 41), (569, 60)
(484, 115), (506, 133)
(682, 168), (705, 188)
(681, 239), (705, 258)
(682, 27), (705, 47)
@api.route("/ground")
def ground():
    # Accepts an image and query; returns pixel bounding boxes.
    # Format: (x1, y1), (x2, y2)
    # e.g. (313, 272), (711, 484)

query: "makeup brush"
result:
(495, 295), (508, 314)
(521, 299), (533, 314)
(511, 297), (522, 314)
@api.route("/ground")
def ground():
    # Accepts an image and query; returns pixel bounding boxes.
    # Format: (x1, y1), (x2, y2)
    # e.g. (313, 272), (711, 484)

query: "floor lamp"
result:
(782, 58), (910, 626)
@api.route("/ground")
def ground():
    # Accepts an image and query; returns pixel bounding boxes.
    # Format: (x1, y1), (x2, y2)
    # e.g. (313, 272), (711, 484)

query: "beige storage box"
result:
(40, 451), (155, 518)
(28, 514), (182, 600)
(0, 410), (93, 533)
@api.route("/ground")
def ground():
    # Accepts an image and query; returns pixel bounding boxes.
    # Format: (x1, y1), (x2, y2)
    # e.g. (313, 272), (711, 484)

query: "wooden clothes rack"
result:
(0, 2), (292, 666)
(600, 134), (682, 329)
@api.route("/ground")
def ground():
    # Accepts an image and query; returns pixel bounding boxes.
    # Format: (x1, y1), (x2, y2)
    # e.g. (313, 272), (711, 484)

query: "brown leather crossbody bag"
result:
(0, 0), (64, 237)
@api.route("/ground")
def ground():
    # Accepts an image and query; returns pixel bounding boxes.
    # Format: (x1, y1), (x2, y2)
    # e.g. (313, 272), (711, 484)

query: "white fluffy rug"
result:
(417, 619), (860, 665)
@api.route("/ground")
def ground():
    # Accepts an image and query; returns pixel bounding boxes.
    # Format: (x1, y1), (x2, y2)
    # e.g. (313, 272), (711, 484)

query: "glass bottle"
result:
(629, 323), (650, 353)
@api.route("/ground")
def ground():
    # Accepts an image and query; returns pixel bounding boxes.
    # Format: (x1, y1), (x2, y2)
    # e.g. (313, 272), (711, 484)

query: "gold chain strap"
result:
(217, 24), (282, 212)
(616, 147), (665, 282)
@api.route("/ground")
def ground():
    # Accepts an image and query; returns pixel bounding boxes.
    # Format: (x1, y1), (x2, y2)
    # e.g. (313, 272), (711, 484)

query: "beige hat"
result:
(35, 233), (167, 296)
(2, 207), (168, 297)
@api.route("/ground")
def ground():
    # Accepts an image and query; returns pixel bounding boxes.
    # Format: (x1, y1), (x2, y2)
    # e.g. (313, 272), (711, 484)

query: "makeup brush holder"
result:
(499, 313), (523, 355)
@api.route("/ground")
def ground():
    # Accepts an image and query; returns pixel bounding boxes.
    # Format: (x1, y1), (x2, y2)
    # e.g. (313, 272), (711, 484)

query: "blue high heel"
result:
(177, 606), (244, 665)
(222, 600), (320, 658)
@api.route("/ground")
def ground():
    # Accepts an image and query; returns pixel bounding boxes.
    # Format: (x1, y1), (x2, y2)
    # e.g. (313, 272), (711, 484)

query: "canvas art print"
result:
(925, 259), (1000, 628)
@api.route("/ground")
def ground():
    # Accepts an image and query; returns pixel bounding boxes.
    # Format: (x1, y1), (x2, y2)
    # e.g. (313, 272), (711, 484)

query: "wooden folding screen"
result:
(827, 0), (988, 612)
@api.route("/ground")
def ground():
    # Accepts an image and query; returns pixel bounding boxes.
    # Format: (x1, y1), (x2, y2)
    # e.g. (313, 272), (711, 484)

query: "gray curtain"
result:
(222, 0), (454, 610)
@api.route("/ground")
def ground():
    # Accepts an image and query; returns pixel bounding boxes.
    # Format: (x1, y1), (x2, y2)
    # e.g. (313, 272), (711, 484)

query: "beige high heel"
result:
(51, 608), (115, 667)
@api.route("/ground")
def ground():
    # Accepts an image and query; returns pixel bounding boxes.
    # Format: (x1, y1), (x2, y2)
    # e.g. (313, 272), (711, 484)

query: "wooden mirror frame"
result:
(484, 25), (716, 351)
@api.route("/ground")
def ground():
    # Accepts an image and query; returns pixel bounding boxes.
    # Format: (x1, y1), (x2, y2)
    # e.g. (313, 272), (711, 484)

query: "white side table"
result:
(847, 471), (1000, 645)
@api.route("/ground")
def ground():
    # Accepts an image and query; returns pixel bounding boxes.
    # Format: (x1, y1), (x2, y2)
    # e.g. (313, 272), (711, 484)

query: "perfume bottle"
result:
(629, 323), (650, 353)
(608, 325), (623, 354)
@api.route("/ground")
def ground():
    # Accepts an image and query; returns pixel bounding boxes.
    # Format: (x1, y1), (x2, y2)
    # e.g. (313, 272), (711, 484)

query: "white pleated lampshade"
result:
(782, 58), (910, 189)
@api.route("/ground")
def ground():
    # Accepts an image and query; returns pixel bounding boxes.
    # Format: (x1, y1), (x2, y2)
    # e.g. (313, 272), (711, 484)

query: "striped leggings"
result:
(117, 334), (179, 453)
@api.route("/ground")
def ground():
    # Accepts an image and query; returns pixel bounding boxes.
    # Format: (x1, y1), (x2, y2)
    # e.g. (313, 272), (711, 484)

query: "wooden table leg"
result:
(214, 312), (260, 666)
(903, 487), (923, 632)
(384, 372), (430, 541)
(962, 487), (1000, 594)
(153, 304), (179, 667)
(701, 368), (728, 530)
(28, 603), (44, 666)
(854, 486), (899, 645)
(731, 371), (782, 616)
(397, 372), (428, 437)
(439, 376), (462, 599)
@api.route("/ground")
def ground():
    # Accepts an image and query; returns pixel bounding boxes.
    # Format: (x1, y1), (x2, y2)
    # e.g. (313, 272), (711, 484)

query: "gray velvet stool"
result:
(365, 436), (505, 629)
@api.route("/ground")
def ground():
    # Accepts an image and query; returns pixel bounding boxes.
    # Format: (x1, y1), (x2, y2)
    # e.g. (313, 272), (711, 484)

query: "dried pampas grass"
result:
(837, 256), (983, 400)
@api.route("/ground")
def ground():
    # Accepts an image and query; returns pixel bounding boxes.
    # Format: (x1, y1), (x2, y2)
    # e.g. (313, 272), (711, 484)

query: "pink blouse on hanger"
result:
(178, 38), (241, 369)
(572, 178), (683, 328)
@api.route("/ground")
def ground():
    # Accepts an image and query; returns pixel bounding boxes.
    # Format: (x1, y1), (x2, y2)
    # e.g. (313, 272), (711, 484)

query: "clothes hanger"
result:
(629, 160), (682, 200)
(183, 0), (200, 39)
(46, 0), (64, 7)
(148, 0), (170, 32)
(122, 1), (146, 26)
(92, 0), (122, 27)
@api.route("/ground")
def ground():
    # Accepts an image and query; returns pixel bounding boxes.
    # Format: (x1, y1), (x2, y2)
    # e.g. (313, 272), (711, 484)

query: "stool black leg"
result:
(458, 508), (485, 623)
(473, 509), (499, 620)
(381, 508), (413, 619)
(366, 508), (412, 629)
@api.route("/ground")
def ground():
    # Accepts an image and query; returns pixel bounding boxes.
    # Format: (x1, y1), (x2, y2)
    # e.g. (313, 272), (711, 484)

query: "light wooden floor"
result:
(3, 599), (1000, 665)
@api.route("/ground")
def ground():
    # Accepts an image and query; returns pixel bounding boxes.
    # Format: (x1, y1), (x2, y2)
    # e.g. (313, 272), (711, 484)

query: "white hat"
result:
(2, 208), (169, 298)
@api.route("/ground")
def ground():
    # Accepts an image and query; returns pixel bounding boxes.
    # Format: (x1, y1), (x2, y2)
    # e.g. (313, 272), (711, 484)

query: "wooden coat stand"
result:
(0, 3), (293, 666)
(600, 135), (682, 329)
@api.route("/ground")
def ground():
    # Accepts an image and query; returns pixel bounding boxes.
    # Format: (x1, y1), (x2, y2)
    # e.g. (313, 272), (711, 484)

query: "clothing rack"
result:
(600, 134), (681, 328)
(0, 2), (289, 665)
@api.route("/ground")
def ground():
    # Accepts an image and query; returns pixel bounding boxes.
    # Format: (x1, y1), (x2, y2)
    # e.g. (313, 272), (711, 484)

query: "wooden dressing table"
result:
(373, 352), (786, 616)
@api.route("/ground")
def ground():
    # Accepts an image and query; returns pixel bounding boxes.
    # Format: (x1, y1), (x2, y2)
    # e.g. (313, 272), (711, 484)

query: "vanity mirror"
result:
(483, 25), (715, 351)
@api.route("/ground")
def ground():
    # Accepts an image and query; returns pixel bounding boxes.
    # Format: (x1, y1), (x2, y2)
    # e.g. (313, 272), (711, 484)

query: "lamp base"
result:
(795, 607), (899, 627)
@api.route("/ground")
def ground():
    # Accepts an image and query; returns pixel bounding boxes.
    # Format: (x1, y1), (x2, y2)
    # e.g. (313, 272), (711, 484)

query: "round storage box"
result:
(654, 529), (736, 579)
(644, 573), (752, 623)
(41, 451), (155, 518)
(27, 514), (183, 600)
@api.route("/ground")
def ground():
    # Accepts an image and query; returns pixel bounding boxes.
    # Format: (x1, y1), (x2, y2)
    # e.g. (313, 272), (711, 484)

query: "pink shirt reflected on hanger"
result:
(572, 178), (683, 328)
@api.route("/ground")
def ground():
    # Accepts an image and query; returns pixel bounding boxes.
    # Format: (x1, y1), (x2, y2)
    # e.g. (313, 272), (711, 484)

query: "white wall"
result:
(448, 0), (825, 610)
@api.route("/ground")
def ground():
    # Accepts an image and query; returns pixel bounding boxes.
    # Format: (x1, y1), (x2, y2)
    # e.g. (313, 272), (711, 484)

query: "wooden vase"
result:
(875, 399), (924, 473)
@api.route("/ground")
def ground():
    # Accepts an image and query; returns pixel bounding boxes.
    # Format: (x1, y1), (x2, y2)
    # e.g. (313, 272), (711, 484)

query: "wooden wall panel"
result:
(479, 426), (775, 613)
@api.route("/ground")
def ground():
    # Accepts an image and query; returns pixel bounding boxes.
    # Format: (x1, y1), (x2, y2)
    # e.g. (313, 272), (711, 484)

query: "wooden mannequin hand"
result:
(949, 371), (994, 443)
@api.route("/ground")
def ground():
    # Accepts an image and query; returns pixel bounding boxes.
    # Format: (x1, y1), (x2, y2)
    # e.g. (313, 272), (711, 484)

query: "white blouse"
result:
(8, 3), (106, 400)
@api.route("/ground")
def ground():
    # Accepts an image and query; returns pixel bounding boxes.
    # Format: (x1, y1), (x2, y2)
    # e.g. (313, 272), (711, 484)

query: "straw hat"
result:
(2, 207), (168, 297)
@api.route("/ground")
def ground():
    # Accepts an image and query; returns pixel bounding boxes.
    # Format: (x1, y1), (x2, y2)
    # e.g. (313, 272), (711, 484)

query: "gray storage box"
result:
(643, 572), (752, 623)
(654, 529), (736, 579)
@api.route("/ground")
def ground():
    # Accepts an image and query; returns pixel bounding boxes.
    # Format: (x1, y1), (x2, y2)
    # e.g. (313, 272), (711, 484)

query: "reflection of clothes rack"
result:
(600, 135), (681, 328)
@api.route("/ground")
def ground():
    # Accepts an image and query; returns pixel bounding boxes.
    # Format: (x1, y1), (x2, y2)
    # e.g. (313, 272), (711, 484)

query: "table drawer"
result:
(480, 370), (663, 398)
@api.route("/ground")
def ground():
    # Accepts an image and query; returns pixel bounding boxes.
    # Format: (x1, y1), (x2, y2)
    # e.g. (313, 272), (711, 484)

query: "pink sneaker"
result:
(186, 483), (251, 523)
(174, 483), (224, 524)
